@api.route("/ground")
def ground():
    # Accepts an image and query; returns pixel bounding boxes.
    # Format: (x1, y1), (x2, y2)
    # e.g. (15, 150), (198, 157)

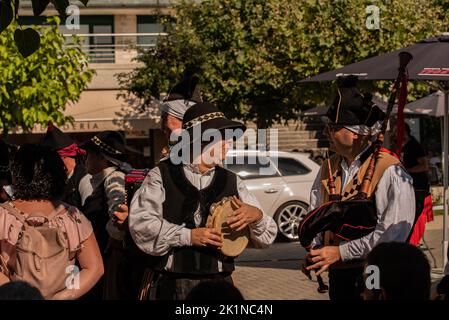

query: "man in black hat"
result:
(41, 124), (90, 209)
(80, 130), (129, 300)
(129, 102), (277, 300)
(305, 77), (416, 300)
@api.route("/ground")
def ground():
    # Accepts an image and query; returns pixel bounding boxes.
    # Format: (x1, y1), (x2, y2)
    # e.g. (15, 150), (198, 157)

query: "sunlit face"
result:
(324, 123), (358, 154)
(161, 112), (183, 141)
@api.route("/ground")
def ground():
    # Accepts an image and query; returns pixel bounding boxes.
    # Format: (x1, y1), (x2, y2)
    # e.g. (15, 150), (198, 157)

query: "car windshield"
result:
(224, 155), (279, 179)
(276, 157), (311, 176)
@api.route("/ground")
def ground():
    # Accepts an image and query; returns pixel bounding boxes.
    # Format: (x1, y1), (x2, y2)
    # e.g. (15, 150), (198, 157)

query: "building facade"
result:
(10, 0), (181, 167)
(9, 0), (330, 167)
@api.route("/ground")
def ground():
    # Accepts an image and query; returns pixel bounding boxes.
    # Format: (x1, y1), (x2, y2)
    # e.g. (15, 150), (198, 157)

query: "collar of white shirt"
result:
(184, 163), (216, 176)
(340, 144), (372, 171)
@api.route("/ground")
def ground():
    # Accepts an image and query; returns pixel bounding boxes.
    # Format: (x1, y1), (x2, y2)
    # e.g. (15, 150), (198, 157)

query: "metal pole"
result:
(443, 90), (449, 269)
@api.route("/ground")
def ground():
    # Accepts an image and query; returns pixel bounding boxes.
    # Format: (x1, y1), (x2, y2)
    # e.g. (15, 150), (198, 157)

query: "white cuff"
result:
(338, 242), (351, 262)
(249, 215), (268, 236)
(180, 227), (192, 246)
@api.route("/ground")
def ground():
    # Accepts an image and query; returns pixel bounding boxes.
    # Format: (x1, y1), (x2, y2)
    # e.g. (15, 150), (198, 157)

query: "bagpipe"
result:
(124, 168), (150, 206)
(297, 51), (413, 292)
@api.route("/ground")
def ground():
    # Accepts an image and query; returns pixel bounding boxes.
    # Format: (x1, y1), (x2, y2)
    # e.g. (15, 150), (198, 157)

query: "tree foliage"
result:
(119, 0), (449, 128)
(0, 0), (89, 57)
(0, 17), (94, 135)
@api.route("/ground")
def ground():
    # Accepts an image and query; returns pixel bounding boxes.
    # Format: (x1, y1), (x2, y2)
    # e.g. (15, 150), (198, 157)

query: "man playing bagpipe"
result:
(302, 76), (416, 300)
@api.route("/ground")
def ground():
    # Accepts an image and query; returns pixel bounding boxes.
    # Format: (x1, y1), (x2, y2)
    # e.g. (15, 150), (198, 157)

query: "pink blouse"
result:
(0, 202), (93, 272)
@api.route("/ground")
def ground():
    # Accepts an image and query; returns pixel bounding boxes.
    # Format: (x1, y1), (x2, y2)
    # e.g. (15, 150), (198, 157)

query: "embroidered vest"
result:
(320, 147), (401, 247)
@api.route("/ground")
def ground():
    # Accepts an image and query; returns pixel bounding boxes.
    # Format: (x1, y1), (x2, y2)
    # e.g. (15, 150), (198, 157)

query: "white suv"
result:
(224, 150), (320, 241)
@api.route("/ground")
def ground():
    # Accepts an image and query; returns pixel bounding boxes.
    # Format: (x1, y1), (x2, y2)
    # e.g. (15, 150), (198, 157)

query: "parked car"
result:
(224, 150), (320, 241)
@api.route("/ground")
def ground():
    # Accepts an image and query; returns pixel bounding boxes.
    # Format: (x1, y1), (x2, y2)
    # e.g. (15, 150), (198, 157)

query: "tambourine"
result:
(207, 197), (250, 257)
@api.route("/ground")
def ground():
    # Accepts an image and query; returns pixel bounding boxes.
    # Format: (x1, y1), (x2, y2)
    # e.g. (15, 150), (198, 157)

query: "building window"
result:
(137, 15), (164, 47)
(19, 15), (115, 63)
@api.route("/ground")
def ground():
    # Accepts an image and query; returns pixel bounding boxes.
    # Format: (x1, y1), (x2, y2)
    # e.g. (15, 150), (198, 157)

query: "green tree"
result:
(0, 17), (94, 136)
(298, 0), (447, 105)
(118, 14), (205, 108)
(0, 0), (89, 57)
(119, 0), (448, 129)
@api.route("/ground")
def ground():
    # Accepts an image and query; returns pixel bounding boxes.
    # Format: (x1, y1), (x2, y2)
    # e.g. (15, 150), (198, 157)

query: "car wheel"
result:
(273, 201), (309, 241)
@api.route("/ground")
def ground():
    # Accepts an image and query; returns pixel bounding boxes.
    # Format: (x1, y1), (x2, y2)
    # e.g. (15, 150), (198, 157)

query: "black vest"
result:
(63, 164), (87, 210)
(156, 160), (239, 275)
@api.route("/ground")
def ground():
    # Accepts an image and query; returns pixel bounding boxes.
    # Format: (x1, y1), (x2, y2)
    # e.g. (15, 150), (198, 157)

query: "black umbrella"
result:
(300, 34), (449, 268)
(301, 35), (449, 82)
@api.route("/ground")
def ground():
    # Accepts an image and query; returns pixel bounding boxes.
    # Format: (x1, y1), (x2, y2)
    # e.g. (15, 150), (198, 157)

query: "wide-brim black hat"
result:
(80, 131), (127, 161)
(42, 123), (75, 150)
(181, 102), (246, 144)
(325, 75), (385, 126)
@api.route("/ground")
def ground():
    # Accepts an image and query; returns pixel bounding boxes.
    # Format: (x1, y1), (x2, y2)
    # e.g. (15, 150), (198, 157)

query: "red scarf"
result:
(58, 143), (86, 158)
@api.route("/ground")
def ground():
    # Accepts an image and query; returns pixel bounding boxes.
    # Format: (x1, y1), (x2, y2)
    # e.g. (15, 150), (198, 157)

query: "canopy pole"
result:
(443, 89), (449, 271)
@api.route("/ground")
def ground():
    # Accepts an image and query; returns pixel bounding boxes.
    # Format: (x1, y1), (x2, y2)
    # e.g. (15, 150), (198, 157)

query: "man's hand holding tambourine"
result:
(226, 196), (263, 231)
(191, 228), (223, 248)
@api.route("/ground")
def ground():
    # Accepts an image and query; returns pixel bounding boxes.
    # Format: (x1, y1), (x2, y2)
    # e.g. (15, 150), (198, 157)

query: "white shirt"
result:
(309, 147), (416, 262)
(129, 164), (278, 272)
(78, 173), (93, 206)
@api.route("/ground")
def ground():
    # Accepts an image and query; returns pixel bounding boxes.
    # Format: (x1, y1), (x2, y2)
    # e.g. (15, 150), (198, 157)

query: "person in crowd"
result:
(159, 73), (202, 161)
(79, 131), (129, 299)
(41, 123), (91, 208)
(305, 77), (415, 300)
(0, 144), (103, 299)
(111, 74), (202, 300)
(363, 242), (430, 300)
(401, 123), (434, 246)
(129, 102), (278, 300)
(402, 123), (430, 193)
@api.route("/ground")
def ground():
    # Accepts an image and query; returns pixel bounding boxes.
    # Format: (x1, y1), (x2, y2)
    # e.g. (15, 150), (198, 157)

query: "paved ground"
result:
(234, 242), (329, 300)
(233, 215), (447, 300)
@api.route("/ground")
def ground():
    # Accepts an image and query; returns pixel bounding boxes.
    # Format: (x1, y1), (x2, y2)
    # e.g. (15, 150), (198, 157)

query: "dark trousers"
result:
(328, 267), (364, 301)
(148, 272), (233, 300)
(103, 239), (124, 300)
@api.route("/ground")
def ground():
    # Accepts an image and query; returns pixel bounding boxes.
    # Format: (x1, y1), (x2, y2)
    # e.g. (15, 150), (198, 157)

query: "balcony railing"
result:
(64, 32), (167, 64)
